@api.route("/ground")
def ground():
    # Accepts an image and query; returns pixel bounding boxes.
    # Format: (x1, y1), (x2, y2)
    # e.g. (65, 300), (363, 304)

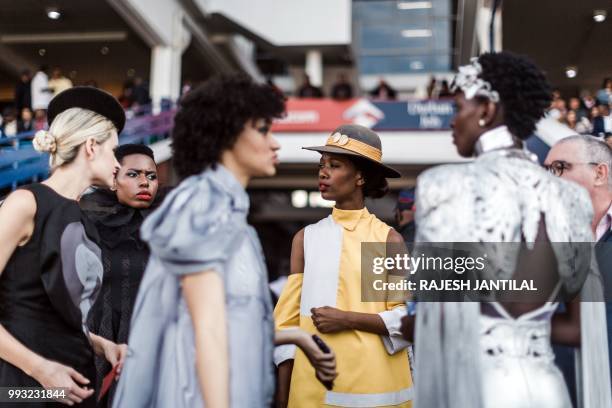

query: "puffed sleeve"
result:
(140, 174), (245, 276)
(273, 273), (303, 366)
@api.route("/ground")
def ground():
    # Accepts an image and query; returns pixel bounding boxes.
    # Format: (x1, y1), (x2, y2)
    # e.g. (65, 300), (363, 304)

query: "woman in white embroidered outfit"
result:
(274, 124), (414, 408)
(402, 52), (611, 408)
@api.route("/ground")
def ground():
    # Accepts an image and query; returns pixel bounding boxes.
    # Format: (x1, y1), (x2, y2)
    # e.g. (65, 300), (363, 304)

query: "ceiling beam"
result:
(182, 12), (235, 73)
(106, 0), (164, 47)
(0, 31), (128, 44)
(210, 34), (264, 81)
(0, 43), (37, 76)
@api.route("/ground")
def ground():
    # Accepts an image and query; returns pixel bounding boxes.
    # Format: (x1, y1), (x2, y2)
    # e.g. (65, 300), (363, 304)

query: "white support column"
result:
(109, 0), (235, 112)
(150, 46), (175, 111)
(305, 49), (323, 87)
(492, 4), (503, 51)
(475, 0), (489, 53)
(476, 0), (502, 53)
(149, 10), (191, 113)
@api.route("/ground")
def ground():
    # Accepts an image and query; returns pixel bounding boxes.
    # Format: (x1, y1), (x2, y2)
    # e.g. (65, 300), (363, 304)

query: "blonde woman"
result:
(0, 87), (127, 407)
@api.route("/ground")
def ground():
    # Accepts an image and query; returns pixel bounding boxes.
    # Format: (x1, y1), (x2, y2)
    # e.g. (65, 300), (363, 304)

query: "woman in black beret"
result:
(80, 144), (163, 406)
(0, 87), (128, 406)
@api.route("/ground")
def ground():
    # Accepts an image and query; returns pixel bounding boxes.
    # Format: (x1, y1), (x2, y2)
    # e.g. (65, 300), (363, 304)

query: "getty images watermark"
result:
(371, 252), (537, 292)
(360, 242), (610, 303)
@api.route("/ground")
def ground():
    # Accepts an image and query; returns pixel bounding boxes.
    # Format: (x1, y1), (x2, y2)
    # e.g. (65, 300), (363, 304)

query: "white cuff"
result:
(379, 307), (411, 355)
(274, 344), (296, 366)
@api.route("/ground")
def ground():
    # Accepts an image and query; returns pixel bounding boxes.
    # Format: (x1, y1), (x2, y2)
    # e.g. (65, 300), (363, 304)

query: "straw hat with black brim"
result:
(303, 124), (401, 178)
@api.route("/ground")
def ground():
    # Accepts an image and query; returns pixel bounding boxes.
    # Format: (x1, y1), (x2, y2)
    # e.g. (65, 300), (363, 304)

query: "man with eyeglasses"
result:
(545, 135), (612, 238)
(545, 134), (612, 392)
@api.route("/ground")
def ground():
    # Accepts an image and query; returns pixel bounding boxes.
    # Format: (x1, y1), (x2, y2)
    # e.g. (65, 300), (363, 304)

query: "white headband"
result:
(451, 57), (500, 102)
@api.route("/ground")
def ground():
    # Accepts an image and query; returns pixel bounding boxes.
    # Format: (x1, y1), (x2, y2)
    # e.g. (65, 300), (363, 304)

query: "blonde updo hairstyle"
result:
(33, 107), (116, 168)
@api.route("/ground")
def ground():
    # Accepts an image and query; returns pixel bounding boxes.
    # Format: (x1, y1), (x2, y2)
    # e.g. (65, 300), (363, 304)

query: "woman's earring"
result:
(478, 119), (486, 127)
(110, 180), (117, 192)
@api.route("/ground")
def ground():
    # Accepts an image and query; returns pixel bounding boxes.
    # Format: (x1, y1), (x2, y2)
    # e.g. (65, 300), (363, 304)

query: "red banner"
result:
(272, 97), (455, 132)
(272, 98), (382, 132)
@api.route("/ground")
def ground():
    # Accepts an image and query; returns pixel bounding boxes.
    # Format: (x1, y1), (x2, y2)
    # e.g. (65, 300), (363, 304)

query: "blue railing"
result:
(0, 109), (175, 191)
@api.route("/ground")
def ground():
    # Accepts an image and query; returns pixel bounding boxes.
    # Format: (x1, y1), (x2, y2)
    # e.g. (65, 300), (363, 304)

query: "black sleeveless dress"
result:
(0, 184), (103, 407)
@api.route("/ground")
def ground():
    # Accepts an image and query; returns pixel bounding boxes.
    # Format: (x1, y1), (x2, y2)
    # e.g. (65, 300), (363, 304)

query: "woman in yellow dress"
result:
(274, 124), (413, 408)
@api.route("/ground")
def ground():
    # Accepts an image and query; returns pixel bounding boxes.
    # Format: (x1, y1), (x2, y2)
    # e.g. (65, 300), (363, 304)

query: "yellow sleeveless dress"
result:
(274, 207), (413, 407)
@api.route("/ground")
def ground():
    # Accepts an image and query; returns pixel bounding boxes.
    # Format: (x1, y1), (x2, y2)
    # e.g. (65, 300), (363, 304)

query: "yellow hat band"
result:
(325, 132), (382, 162)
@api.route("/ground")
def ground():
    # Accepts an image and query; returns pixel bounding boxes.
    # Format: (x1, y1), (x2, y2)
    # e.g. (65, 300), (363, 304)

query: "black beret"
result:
(47, 86), (126, 133)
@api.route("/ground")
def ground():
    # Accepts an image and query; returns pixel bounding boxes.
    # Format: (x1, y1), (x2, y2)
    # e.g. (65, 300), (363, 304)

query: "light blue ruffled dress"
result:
(112, 164), (275, 408)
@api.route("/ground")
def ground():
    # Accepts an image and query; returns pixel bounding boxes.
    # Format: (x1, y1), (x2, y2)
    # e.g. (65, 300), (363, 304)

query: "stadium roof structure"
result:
(503, 0), (612, 93)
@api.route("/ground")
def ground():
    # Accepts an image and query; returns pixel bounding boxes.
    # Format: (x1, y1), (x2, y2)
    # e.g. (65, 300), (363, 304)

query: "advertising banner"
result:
(272, 98), (455, 132)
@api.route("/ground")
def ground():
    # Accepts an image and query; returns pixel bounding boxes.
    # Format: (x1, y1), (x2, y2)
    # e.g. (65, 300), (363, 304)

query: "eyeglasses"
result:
(544, 160), (599, 177)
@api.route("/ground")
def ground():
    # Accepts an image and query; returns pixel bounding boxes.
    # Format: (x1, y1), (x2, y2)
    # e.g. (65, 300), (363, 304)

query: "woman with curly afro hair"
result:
(113, 74), (336, 408)
(172, 74), (285, 180)
(402, 52), (611, 408)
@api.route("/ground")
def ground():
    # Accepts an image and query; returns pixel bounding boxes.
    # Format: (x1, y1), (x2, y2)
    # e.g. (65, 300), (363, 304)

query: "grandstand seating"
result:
(0, 109), (175, 192)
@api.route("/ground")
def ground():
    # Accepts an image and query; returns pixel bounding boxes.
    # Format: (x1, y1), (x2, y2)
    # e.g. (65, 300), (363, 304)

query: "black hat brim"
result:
(47, 86), (126, 133)
(303, 145), (401, 178)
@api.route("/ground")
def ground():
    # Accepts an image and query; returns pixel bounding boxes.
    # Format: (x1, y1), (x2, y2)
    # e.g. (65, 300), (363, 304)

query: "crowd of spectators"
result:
(0, 107), (45, 138)
(292, 73), (457, 101)
(293, 73), (399, 101)
(1, 66), (72, 138)
(425, 76), (452, 99)
(1, 67), (152, 138)
(369, 78), (397, 100)
(291, 72), (612, 146)
(118, 77), (151, 111)
(3, 67), (611, 146)
(296, 74), (324, 98)
(547, 78), (612, 142)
